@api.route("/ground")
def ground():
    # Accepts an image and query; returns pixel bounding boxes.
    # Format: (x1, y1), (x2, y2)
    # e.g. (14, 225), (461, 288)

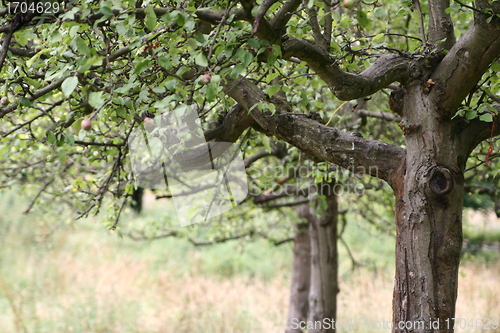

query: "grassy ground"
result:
(0, 190), (499, 332)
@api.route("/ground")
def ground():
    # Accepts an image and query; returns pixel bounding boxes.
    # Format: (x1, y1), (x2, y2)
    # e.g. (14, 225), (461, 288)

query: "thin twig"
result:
(339, 236), (361, 271)
(23, 177), (55, 214)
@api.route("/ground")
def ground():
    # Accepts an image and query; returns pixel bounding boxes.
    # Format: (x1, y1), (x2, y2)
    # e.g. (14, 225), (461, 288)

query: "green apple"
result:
(343, 0), (354, 9)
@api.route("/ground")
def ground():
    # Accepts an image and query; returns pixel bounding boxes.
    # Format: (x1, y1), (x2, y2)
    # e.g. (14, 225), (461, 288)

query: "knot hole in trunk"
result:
(428, 166), (453, 196)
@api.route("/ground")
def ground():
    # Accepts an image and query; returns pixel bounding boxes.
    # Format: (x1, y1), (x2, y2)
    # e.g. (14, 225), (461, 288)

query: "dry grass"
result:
(0, 220), (291, 333)
(336, 264), (500, 333)
(1, 194), (499, 333)
(1, 229), (499, 333)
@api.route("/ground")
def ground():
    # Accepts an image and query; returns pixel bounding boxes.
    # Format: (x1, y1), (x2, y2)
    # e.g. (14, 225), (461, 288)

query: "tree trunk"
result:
(392, 87), (467, 333)
(301, 182), (339, 333)
(285, 222), (311, 333)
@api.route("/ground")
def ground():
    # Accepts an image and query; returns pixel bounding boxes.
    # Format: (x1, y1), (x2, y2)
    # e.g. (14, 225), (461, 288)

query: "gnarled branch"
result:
(270, 0), (302, 32)
(282, 37), (419, 100)
(429, 2), (500, 114)
(223, 76), (406, 187)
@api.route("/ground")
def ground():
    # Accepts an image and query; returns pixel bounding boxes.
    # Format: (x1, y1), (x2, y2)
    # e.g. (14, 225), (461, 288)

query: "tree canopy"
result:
(1, 0), (500, 332)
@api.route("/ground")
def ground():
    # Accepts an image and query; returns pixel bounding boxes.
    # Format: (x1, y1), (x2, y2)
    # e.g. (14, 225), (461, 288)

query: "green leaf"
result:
(65, 133), (75, 146)
(145, 6), (157, 31)
(89, 92), (105, 109)
(230, 64), (245, 78)
(152, 86), (166, 94)
(47, 132), (56, 144)
(85, 57), (104, 67)
(247, 38), (260, 48)
(240, 51), (253, 67)
(262, 135), (271, 153)
(75, 36), (91, 57)
(164, 79), (177, 91)
(134, 59), (150, 74)
(479, 113), (493, 122)
(465, 110), (477, 120)
(69, 25), (80, 38)
(267, 54), (277, 65)
(330, 41), (342, 54)
(491, 61), (500, 72)
(258, 102), (276, 114)
(58, 149), (67, 162)
(153, 95), (177, 109)
(115, 81), (138, 94)
(26, 49), (51, 68)
(194, 53), (208, 67)
(194, 33), (206, 43)
(20, 97), (31, 107)
(116, 22), (127, 36)
(176, 11), (186, 26)
(266, 85), (281, 97)
(61, 76), (79, 97)
(374, 7), (386, 18)
(13, 31), (36, 47)
(272, 44), (282, 58)
(100, 6), (113, 16)
(48, 30), (62, 43)
(356, 10), (372, 29)
(158, 56), (172, 69)
(23, 77), (41, 89)
(78, 128), (87, 140)
(125, 183), (134, 195)
(206, 86), (217, 102)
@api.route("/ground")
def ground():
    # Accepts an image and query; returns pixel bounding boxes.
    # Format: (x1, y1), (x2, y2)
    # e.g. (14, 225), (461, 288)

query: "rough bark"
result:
(203, 2), (500, 332)
(428, 0), (455, 50)
(388, 3), (500, 330)
(285, 222), (311, 333)
(429, 14), (500, 114)
(300, 183), (339, 333)
(223, 76), (406, 186)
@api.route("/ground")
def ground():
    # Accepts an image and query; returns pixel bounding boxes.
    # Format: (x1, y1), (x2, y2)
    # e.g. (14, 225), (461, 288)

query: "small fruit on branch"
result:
(81, 118), (92, 131)
(200, 74), (212, 84)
